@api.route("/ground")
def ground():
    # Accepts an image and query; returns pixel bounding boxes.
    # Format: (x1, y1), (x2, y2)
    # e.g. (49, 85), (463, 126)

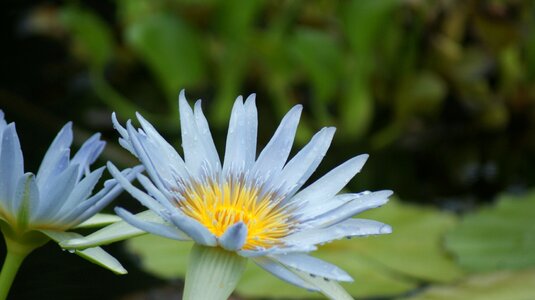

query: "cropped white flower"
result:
(0, 111), (138, 277)
(106, 91), (392, 299)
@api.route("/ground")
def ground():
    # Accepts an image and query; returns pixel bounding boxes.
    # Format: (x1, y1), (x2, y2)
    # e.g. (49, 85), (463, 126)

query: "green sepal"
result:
(183, 244), (247, 300)
(60, 210), (159, 249)
(39, 230), (127, 274)
(292, 269), (354, 300)
(74, 213), (122, 229)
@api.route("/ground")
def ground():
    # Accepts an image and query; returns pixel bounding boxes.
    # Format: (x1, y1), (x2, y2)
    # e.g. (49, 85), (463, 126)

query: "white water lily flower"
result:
(79, 91), (392, 299)
(0, 110), (140, 297)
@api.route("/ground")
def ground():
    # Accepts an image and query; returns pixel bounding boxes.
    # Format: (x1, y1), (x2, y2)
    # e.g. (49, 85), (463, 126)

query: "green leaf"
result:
(39, 230), (127, 274)
(126, 200), (462, 298)
(126, 12), (206, 100)
(290, 28), (342, 104)
(74, 213), (122, 229)
(60, 6), (114, 68)
(183, 244), (247, 300)
(445, 191), (535, 272)
(339, 0), (398, 138)
(405, 269), (535, 300)
(61, 210), (159, 249)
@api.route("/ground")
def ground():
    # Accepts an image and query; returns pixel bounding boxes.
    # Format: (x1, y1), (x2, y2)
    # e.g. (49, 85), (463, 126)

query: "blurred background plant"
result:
(1, 0), (535, 299)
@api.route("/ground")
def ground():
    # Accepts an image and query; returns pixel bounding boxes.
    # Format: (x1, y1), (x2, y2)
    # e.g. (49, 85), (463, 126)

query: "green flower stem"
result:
(183, 244), (247, 300)
(0, 237), (35, 300)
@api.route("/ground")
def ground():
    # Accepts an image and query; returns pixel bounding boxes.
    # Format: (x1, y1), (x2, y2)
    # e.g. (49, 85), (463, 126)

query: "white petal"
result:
(222, 96), (247, 174)
(125, 122), (174, 192)
(57, 166), (141, 227)
(0, 124), (24, 210)
(218, 221), (247, 251)
(136, 112), (189, 183)
(70, 133), (105, 179)
(277, 127), (335, 197)
(115, 207), (190, 241)
(36, 122), (72, 184)
(136, 173), (175, 211)
(34, 164), (81, 221)
(111, 112), (135, 155)
(291, 154), (369, 216)
(296, 192), (367, 221)
(238, 244), (317, 258)
(253, 257), (319, 291)
(179, 90), (217, 177)
(169, 212), (217, 246)
(291, 269), (354, 300)
(303, 190), (392, 227)
(271, 253), (353, 282)
(193, 100), (221, 169)
(12, 173), (39, 227)
(250, 105), (302, 186)
(107, 162), (165, 213)
(243, 94), (258, 166)
(285, 218), (392, 247)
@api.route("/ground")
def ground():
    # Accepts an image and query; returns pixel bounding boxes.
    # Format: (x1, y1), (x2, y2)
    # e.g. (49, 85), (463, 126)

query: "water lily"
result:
(0, 111), (139, 300)
(66, 91), (392, 299)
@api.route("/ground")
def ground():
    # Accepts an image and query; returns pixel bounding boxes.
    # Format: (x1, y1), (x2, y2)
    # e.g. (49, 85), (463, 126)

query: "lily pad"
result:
(126, 199), (462, 298)
(405, 269), (535, 300)
(445, 191), (535, 272)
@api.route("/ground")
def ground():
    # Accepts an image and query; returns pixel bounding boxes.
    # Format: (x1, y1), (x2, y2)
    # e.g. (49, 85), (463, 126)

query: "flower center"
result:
(177, 178), (292, 250)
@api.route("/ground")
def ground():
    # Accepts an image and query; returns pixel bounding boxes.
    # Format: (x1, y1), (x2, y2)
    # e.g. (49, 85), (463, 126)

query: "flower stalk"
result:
(0, 237), (36, 300)
(183, 244), (247, 300)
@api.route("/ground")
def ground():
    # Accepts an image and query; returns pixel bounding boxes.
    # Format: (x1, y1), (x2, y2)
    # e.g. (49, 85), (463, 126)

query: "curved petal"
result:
(125, 121), (171, 193)
(277, 127), (335, 197)
(169, 212), (217, 246)
(284, 218), (392, 247)
(136, 112), (188, 185)
(71, 133), (105, 179)
(223, 96), (247, 174)
(0, 123), (24, 210)
(193, 100), (221, 169)
(60, 166), (142, 227)
(179, 91), (218, 178)
(218, 221), (247, 251)
(115, 207), (190, 241)
(54, 166), (105, 216)
(13, 173), (39, 228)
(238, 244), (317, 258)
(107, 162), (165, 213)
(303, 190), (392, 227)
(271, 253), (353, 282)
(136, 173), (175, 211)
(253, 257), (319, 291)
(291, 154), (369, 215)
(36, 122), (72, 183)
(34, 164), (81, 221)
(111, 112), (135, 155)
(250, 105), (302, 186)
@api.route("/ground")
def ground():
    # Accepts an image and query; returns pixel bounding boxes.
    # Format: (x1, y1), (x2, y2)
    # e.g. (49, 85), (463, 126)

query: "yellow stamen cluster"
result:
(177, 178), (292, 250)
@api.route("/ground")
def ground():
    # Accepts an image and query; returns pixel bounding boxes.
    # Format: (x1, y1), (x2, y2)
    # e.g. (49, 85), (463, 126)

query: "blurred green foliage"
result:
(4, 0), (535, 299)
(13, 0), (535, 203)
(47, 0), (535, 143)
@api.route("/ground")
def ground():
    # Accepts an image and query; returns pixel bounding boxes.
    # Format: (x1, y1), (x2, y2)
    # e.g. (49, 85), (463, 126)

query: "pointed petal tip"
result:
(219, 221), (248, 251)
(60, 237), (88, 248)
(380, 224), (393, 234)
(292, 104), (304, 114)
(115, 266), (128, 275)
(244, 93), (256, 104)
